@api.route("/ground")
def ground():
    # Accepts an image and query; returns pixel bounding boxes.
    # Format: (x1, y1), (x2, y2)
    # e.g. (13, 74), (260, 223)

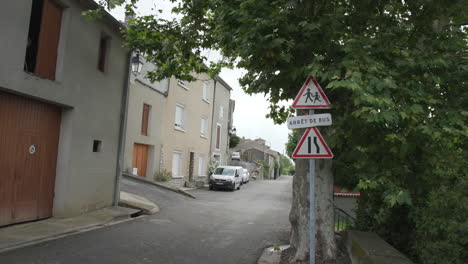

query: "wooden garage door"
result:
(0, 91), (61, 227)
(132, 143), (149, 177)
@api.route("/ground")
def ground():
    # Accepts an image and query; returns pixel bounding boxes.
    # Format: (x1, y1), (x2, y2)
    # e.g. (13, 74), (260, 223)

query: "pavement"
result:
(0, 206), (139, 254)
(0, 175), (293, 264)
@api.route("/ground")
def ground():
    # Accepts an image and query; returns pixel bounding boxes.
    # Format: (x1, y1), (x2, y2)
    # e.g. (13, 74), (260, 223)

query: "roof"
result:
(214, 75), (233, 91)
(334, 192), (360, 197)
(79, 0), (125, 33)
(233, 138), (280, 159)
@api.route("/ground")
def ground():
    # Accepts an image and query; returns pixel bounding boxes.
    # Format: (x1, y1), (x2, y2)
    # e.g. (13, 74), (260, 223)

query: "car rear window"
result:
(214, 168), (235, 176)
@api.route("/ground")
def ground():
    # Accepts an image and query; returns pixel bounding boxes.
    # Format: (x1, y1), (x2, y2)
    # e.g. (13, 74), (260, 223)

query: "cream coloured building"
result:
(160, 75), (215, 187)
(123, 60), (235, 188)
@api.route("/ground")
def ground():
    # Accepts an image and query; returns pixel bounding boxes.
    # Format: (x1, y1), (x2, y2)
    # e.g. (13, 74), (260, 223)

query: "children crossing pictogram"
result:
(292, 76), (331, 109)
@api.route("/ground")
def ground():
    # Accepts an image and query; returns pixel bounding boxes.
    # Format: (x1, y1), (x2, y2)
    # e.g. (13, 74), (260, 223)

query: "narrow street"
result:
(0, 176), (292, 264)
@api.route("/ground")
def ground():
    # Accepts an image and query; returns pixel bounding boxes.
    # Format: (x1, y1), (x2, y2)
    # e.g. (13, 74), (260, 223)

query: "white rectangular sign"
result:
(287, 113), (332, 129)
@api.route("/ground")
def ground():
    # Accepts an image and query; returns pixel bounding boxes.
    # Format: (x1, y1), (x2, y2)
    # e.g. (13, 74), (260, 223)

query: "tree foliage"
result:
(96, 0), (467, 262)
(279, 154), (294, 175)
(229, 134), (241, 148)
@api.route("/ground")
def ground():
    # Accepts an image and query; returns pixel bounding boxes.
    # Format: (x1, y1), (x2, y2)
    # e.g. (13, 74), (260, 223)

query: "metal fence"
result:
(334, 206), (356, 232)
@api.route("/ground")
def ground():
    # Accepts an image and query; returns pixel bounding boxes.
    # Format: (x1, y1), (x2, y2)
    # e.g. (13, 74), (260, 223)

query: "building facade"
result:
(209, 77), (233, 166)
(123, 56), (168, 180)
(231, 138), (280, 179)
(0, 0), (129, 226)
(160, 75), (215, 187)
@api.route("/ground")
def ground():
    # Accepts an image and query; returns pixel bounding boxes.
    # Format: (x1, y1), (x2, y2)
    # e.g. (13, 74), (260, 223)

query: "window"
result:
(200, 116), (208, 137)
(219, 106), (224, 119)
(25, 0), (63, 80)
(172, 151), (182, 178)
(141, 104), (150, 136)
(198, 155), (206, 176)
(97, 36), (109, 72)
(177, 80), (189, 89)
(216, 124), (221, 149)
(175, 104), (185, 130)
(202, 81), (210, 101)
(92, 140), (102, 152)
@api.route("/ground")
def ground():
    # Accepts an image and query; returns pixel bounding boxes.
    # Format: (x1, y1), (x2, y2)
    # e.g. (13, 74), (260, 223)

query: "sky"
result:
(110, 0), (290, 154)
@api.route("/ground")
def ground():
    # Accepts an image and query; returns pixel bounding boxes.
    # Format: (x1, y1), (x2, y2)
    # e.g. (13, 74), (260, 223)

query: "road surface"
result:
(0, 176), (292, 264)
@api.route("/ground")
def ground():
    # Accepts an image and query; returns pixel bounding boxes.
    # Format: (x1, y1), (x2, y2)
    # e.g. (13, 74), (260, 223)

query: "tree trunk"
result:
(288, 112), (336, 263)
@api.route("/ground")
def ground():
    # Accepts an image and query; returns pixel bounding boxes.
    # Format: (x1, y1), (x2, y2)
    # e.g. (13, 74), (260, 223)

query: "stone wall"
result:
(228, 160), (263, 180)
(334, 195), (358, 218)
(345, 231), (414, 264)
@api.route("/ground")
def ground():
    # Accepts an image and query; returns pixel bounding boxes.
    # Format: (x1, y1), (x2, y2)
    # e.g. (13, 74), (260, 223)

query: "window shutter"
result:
(175, 105), (183, 128)
(141, 104), (150, 135)
(216, 126), (221, 149)
(35, 0), (63, 80)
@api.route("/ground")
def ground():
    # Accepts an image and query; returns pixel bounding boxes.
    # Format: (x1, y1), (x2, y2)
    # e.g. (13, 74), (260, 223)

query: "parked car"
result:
(231, 152), (240, 161)
(242, 168), (250, 183)
(209, 166), (242, 191)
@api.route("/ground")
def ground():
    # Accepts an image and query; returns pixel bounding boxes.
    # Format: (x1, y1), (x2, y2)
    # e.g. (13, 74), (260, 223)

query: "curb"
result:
(0, 206), (139, 254)
(122, 173), (196, 199)
(119, 191), (160, 215)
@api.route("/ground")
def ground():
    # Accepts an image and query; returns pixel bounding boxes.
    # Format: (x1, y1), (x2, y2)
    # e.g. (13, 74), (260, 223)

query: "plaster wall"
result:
(0, 0), (128, 217)
(210, 80), (231, 165)
(123, 77), (167, 180)
(161, 75), (213, 182)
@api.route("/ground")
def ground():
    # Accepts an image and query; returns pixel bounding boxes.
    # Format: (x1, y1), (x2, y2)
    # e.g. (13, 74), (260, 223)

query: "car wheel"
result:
(209, 185), (214, 190)
(237, 183), (241, 190)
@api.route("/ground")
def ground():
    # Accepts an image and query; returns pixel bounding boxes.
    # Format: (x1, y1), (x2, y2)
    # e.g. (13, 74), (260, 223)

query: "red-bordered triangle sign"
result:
(292, 76), (331, 109)
(292, 127), (333, 159)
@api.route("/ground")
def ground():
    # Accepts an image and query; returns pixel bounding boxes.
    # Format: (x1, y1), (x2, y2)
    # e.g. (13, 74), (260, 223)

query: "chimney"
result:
(124, 11), (135, 24)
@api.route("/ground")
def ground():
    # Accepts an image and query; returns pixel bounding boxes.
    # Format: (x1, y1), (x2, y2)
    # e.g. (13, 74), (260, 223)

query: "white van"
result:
(209, 166), (243, 191)
(231, 152), (241, 161)
(241, 168), (250, 183)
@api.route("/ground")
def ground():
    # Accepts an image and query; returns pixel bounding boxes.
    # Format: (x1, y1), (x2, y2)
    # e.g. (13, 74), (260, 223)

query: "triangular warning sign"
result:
(292, 76), (331, 109)
(292, 127), (333, 159)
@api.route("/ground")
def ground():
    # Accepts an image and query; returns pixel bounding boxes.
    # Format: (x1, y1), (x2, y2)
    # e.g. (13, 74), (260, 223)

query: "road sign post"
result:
(290, 75), (333, 264)
(308, 109), (316, 264)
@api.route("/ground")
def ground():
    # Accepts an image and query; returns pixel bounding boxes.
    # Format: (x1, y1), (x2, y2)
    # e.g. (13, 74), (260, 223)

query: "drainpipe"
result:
(208, 78), (217, 166)
(113, 51), (132, 206)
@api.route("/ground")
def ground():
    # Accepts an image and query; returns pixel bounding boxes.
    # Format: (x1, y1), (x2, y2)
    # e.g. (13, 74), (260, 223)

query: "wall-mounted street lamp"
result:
(131, 52), (143, 76)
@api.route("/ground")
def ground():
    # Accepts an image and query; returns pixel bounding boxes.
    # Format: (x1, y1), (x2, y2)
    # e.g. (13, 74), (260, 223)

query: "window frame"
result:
(177, 80), (189, 90)
(200, 116), (208, 138)
(219, 106), (224, 119)
(172, 151), (183, 178)
(97, 35), (110, 72)
(198, 154), (206, 176)
(141, 103), (151, 136)
(24, 0), (64, 80)
(216, 124), (221, 150)
(202, 80), (210, 103)
(174, 103), (186, 131)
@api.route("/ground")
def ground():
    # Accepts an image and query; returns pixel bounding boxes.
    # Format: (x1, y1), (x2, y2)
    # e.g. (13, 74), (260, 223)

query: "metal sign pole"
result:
(309, 109), (316, 264)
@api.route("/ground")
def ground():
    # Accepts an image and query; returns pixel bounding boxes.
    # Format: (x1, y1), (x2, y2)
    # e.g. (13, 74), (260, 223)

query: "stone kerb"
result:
(345, 231), (414, 264)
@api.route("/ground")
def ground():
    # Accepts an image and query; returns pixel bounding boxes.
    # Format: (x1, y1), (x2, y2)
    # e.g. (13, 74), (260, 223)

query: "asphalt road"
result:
(0, 176), (292, 264)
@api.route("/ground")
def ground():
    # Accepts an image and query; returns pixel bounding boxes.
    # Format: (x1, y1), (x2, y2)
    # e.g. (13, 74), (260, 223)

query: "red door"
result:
(0, 91), (61, 226)
(132, 143), (149, 177)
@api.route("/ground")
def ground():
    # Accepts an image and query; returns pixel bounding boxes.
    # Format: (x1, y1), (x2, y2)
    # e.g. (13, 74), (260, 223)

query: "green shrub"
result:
(155, 170), (172, 182)
(412, 181), (468, 264)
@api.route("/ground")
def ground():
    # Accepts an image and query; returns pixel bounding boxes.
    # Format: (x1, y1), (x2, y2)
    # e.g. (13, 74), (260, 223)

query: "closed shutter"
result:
(172, 152), (181, 177)
(141, 104), (150, 136)
(216, 125), (221, 149)
(35, 0), (62, 80)
(175, 105), (184, 128)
